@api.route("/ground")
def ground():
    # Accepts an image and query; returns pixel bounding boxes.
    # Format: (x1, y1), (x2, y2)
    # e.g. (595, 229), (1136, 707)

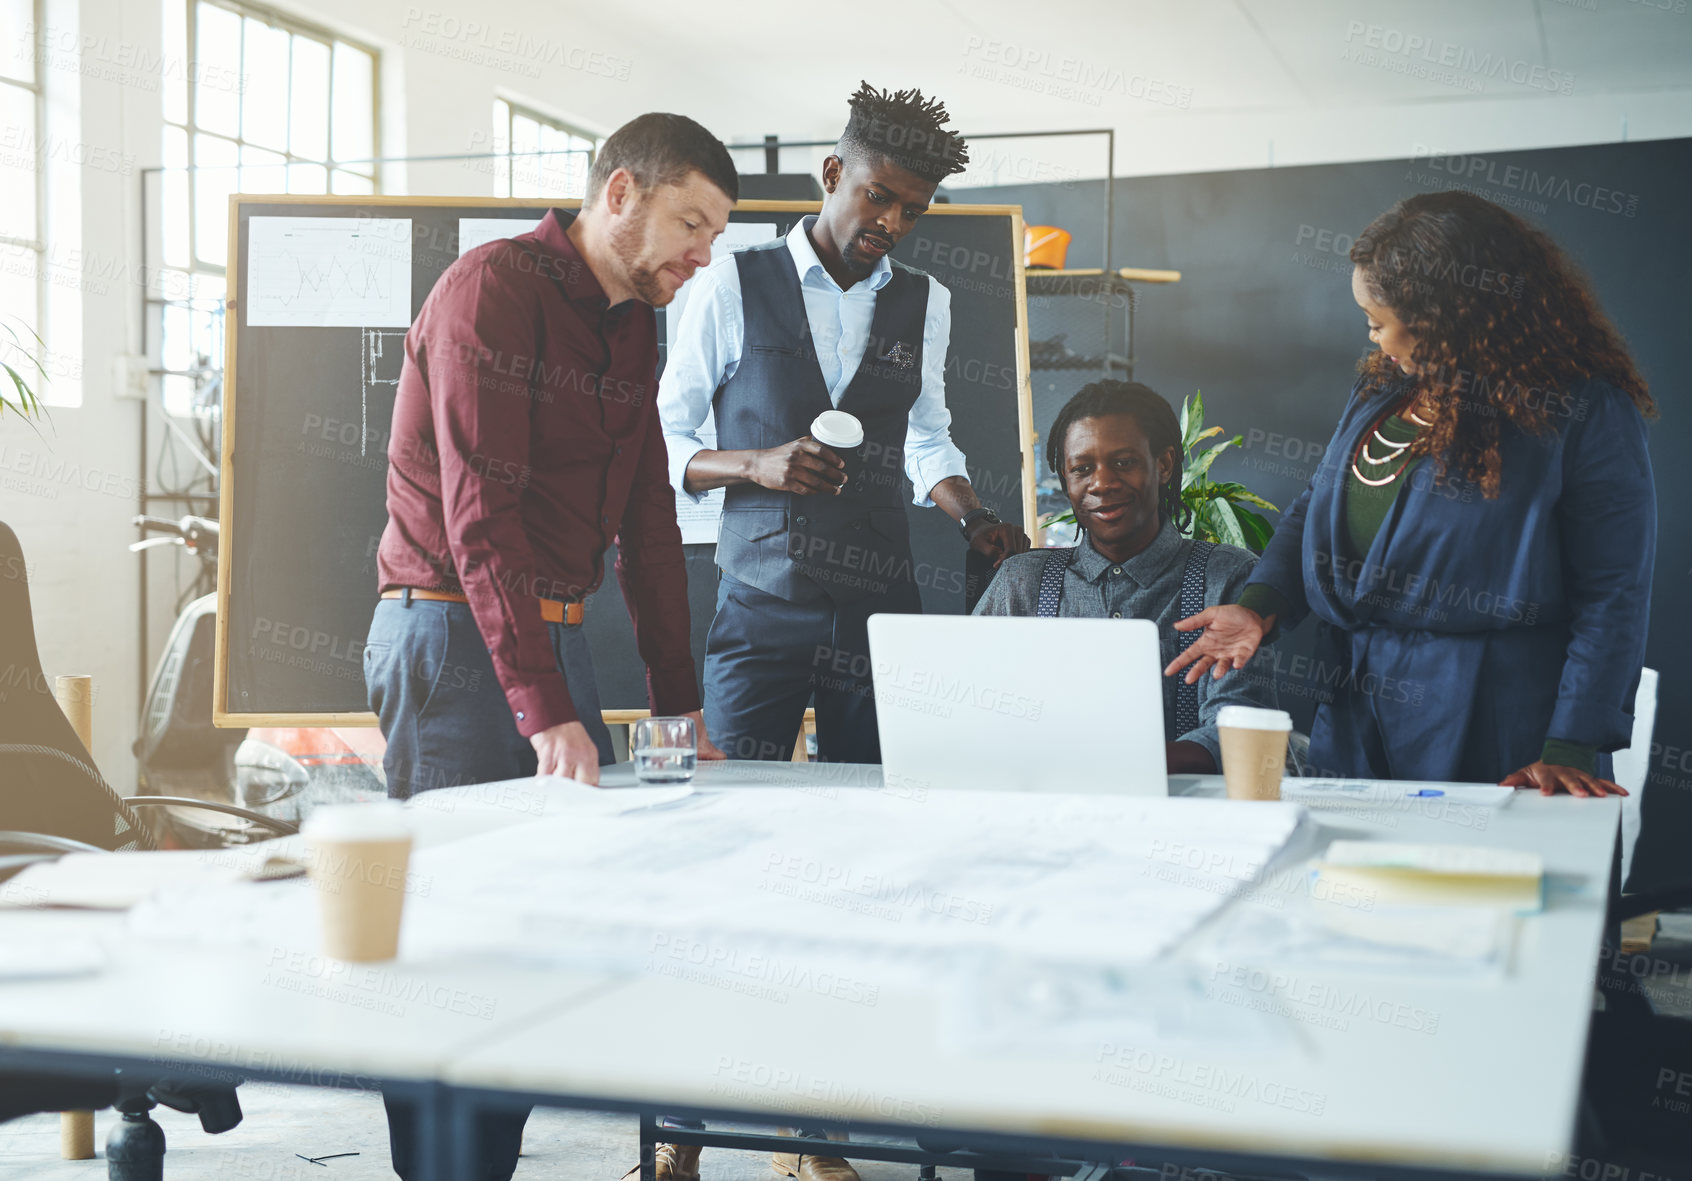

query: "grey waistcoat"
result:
(713, 239), (930, 604)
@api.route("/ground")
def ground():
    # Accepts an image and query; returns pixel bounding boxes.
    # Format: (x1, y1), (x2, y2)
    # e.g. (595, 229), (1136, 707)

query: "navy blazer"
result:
(1246, 375), (1655, 781)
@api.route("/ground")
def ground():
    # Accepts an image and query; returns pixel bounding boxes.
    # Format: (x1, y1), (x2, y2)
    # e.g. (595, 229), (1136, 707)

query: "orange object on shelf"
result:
(1024, 225), (1071, 269)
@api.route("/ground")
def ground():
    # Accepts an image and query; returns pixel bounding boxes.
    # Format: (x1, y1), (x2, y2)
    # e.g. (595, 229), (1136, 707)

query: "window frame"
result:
(492, 96), (597, 199)
(174, 0), (383, 278)
(157, 0), (380, 413)
(1, 0), (47, 384)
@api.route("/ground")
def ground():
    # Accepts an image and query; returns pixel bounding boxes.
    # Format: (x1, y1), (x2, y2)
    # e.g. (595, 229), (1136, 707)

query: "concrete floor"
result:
(0, 1085), (975, 1180)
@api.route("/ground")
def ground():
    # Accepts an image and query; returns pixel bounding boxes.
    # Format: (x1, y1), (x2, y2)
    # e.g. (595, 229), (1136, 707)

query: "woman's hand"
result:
(1500, 762), (1627, 797)
(1164, 605), (1273, 684)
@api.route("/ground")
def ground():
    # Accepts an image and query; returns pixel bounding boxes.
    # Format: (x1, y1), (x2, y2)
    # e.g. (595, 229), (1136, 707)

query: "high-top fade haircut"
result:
(586, 112), (739, 204)
(836, 81), (969, 184)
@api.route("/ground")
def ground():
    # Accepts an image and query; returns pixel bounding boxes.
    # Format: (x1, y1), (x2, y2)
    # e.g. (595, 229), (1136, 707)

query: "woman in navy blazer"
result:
(1168, 191), (1655, 795)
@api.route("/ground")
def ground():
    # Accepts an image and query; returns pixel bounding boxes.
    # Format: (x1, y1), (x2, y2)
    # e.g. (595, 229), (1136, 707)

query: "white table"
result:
(442, 769), (1619, 1177)
(0, 766), (1618, 1180)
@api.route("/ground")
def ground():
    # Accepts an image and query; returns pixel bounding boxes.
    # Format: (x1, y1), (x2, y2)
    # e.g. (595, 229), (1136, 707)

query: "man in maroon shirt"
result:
(369, 114), (736, 1179)
(368, 113), (734, 807)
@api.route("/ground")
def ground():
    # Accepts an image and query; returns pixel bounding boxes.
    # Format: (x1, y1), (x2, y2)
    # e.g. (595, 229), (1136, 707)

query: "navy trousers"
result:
(363, 594), (613, 1180)
(702, 573), (920, 764)
(363, 596), (614, 800)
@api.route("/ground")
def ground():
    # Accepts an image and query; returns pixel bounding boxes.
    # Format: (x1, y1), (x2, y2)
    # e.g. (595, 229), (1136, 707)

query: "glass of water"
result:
(632, 716), (697, 784)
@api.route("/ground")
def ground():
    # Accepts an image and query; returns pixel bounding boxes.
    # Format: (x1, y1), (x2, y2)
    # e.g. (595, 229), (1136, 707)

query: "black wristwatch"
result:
(958, 507), (1000, 540)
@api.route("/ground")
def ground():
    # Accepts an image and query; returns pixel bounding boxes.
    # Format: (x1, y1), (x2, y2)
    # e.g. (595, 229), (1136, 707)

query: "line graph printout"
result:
(247, 217), (413, 327)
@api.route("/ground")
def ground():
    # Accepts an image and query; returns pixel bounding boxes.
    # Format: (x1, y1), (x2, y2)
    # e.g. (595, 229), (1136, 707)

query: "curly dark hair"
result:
(837, 81), (969, 184)
(1349, 190), (1653, 498)
(1046, 380), (1192, 533)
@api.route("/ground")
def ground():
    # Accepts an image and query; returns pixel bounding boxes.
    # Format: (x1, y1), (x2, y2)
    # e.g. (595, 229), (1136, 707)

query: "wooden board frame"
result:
(215, 195), (1033, 727)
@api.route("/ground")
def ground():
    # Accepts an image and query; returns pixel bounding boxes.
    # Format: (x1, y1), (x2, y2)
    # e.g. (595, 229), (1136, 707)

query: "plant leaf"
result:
(1181, 390), (1209, 455)
(1235, 507), (1276, 553)
(1206, 499), (1249, 549)
(2, 361), (42, 417)
(1203, 481), (1279, 513)
(1185, 438), (1233, 483)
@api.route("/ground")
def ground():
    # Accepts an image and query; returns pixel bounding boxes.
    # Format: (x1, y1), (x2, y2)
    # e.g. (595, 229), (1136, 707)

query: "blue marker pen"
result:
(1408, 788), (1445, 797)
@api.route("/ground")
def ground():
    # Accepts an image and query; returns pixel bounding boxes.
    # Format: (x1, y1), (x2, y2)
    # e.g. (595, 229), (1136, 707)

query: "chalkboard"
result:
(214, 197), (1032, 724)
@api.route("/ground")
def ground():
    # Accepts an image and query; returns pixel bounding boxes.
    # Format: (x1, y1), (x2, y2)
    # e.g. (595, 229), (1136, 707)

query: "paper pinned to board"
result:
(457, 216), (544, 256)
(663, 221), (779, 546)
(246, 216), (412, 327)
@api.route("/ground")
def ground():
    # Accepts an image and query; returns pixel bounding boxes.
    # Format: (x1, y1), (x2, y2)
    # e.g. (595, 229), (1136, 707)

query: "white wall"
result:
(7, 0), (1690, 791)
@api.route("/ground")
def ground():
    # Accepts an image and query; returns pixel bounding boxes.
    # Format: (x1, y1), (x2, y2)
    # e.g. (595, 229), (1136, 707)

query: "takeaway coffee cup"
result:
(301, 802), (414, 961)
(1217, 706), (1294, 801)
(810, 410), (864, 490)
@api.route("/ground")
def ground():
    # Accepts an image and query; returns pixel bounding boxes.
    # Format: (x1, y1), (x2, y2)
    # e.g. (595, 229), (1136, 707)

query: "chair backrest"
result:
(0, 522), (153, 851)
(1615, 667), (1659, 891)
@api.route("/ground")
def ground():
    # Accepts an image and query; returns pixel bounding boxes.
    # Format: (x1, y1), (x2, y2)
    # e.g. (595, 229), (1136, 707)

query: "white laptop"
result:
(867, 614), (1168, 795)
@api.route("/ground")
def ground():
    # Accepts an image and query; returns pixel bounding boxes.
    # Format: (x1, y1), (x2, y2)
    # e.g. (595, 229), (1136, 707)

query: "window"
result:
(0, 0), (46, 401)
(491, 98), (595, 199)
(158, 0), (379, 413)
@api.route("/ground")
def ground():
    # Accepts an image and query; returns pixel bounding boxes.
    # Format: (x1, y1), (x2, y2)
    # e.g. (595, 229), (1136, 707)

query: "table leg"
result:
(446, 1087), (484, 1181)
(638, 1111), (660, 1181)
(397, 1082), (453, 1181)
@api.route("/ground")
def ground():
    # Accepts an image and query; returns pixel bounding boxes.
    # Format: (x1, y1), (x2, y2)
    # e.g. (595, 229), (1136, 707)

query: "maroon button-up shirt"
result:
(376, 209), (699, 736)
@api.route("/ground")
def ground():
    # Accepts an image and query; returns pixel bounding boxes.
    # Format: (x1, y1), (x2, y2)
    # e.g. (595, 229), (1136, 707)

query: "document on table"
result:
(404, 791), (1306, 969)
(0, 849), (289, 910)
(1282, 780), (1515, 808)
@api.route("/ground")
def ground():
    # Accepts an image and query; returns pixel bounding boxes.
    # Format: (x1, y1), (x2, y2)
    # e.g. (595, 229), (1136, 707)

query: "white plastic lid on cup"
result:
(810, 410), (864, 450)
(300, 801), (412, 843)
(1216, 706), (1293, 731)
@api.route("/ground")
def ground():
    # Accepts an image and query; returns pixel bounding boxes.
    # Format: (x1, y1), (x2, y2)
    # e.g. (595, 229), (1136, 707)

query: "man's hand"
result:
(1501, 762), (1628, 797)
(748, 438), (847, 495)
(686, 710), (727, 761)
(1165, 605), (1273, 684)
(966, 521), (1030, 567)
(530, 720), (602, 786)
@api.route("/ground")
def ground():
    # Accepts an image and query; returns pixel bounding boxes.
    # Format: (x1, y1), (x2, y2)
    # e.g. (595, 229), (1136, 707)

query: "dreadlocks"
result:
(837, 81), (969, 183)
(1047, 380), (1191, 533)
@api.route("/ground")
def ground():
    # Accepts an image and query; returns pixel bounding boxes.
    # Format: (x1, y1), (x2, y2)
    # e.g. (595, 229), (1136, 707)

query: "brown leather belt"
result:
(381, 587), (584, 625)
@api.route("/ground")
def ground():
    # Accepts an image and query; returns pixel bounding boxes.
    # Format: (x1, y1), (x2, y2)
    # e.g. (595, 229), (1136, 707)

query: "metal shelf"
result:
(1025, 265), (1180, 380)
(1030, 352), (1133, 372)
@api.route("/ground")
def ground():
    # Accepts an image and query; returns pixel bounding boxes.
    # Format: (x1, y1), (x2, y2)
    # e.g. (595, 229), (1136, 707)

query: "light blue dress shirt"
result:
(658, 216), (970, 507)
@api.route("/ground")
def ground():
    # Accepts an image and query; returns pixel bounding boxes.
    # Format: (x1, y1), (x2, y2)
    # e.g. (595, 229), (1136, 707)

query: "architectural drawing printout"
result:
(247, 216), (413, 327)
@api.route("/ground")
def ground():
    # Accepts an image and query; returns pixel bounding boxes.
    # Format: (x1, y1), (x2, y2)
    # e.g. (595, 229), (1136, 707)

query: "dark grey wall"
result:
(972, 137), (1688, 890)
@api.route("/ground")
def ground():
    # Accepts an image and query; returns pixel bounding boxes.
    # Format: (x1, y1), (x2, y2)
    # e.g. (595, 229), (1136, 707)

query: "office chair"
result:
(0, 522), (261, 1176)
(1578, 670), (1689, 1172)
(1614, 668), (1658, 891)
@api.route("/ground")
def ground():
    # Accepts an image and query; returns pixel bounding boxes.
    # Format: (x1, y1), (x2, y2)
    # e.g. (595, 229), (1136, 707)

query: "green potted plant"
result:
(1043, 390), (1280, 553)
(1, 315), (48, 424)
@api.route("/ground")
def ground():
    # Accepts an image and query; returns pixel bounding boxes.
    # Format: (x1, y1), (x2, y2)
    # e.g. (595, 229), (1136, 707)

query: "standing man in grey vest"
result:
(659, 82), (1029, 772)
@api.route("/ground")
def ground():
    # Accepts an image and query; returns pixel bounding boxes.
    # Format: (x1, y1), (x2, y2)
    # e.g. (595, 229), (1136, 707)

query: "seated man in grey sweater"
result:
(973, 380), (1279, 773)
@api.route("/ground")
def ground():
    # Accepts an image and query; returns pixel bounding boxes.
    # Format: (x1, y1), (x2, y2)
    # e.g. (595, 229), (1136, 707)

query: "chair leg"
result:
(106, 1094), (166, 1181)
